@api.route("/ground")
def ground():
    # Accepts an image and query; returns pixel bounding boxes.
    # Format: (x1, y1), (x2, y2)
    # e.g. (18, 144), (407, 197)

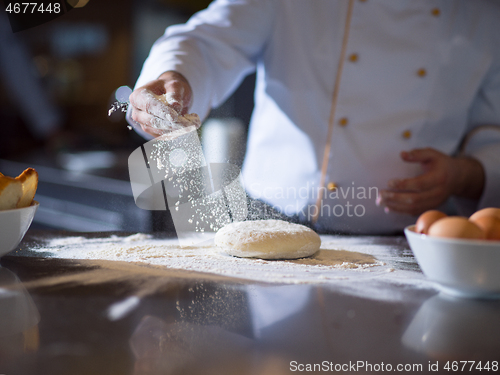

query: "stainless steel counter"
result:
(1, 230), (499, 375)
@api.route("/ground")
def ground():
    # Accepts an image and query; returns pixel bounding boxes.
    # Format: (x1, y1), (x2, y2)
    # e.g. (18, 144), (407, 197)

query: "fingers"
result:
(130, 88), (179, 123)
(388, 171), (445, 192)
(128, 73), (190, 120)
(158, 71), (193, 115)
(164, 81), (185, 115)
(130, 105), (172, 137)
(381, 170), (445, 215)
(400, 148), (441, 163)
(130, 109), (168, 138)
(130, 106), (186, 136)
(378, 188), (444, 216)
(378, 148), (453, 215)
(388, 149), (434, 190)
(128, 72), (195, 138)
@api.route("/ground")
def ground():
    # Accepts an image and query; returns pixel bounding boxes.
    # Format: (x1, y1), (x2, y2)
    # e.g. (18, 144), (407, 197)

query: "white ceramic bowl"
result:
(405, 225), (500, 298)
(0, 201), (39, 257)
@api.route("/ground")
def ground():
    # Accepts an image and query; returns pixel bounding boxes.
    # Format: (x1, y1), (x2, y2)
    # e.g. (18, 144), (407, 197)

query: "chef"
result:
(128, 0), (500, 234)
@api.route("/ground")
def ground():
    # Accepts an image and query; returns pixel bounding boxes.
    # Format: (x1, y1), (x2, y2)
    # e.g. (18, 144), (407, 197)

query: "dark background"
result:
(0, 0), (254, 159)
(0, 0), (255, 232)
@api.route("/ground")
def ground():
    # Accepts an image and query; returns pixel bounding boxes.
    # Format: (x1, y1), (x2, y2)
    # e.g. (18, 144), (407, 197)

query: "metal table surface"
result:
(0, 230), (499, 375)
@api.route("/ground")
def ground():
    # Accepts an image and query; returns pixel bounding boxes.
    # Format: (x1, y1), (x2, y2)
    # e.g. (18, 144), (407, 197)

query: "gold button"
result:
(431, 8), (441, 17)
(327, 182), (338, 191)
(338, 117), (349, 127)
(402, 130), (412, 139)
(348, 53), (359, 63)
(417, 68), (427, 77)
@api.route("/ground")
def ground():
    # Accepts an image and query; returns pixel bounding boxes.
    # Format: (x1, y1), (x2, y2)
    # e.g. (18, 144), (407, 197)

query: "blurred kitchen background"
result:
(0, 0), (255, 233)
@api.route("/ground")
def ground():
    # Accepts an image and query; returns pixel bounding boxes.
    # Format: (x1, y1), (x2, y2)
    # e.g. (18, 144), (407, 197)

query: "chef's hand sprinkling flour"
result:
(129, 71), (201, 138)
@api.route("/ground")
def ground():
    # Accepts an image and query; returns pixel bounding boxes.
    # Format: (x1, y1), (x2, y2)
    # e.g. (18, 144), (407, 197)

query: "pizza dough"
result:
(214, 220), (321, 259)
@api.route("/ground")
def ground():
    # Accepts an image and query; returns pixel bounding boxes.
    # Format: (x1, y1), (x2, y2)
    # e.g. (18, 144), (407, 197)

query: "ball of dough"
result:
(214, 220), (321, 259)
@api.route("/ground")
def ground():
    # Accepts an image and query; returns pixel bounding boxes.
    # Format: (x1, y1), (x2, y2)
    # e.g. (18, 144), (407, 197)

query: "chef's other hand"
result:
(129, 71), (194, 137)
(378, 148), (485, 216)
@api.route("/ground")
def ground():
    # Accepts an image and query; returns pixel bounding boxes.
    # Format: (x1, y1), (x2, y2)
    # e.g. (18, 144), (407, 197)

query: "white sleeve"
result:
(134, 0), (277, 120)
(458, 63), (500, 213)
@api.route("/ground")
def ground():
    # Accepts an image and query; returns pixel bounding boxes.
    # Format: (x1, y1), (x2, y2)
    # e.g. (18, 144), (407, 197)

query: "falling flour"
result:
(101, 94), (436, 301)
(108, 101), (129, 117)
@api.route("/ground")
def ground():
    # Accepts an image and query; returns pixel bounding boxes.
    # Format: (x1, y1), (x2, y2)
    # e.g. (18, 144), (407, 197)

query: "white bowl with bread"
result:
(0, 168), (39, 257)
(405, 207), (500, 298)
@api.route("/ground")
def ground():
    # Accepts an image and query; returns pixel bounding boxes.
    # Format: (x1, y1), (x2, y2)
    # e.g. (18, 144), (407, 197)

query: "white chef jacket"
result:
(133, 0), (500, 234)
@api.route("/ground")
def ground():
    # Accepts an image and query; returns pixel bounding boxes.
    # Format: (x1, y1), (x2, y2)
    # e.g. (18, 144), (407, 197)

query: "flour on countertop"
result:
(25, 233), (435, 300)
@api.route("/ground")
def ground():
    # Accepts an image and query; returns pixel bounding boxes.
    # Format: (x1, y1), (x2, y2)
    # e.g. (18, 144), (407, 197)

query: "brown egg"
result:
(470, 215), (500, 241)
(415, 210), (447, 234)
(469, 207), (500, 222)
(428, 216), (485, 240)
